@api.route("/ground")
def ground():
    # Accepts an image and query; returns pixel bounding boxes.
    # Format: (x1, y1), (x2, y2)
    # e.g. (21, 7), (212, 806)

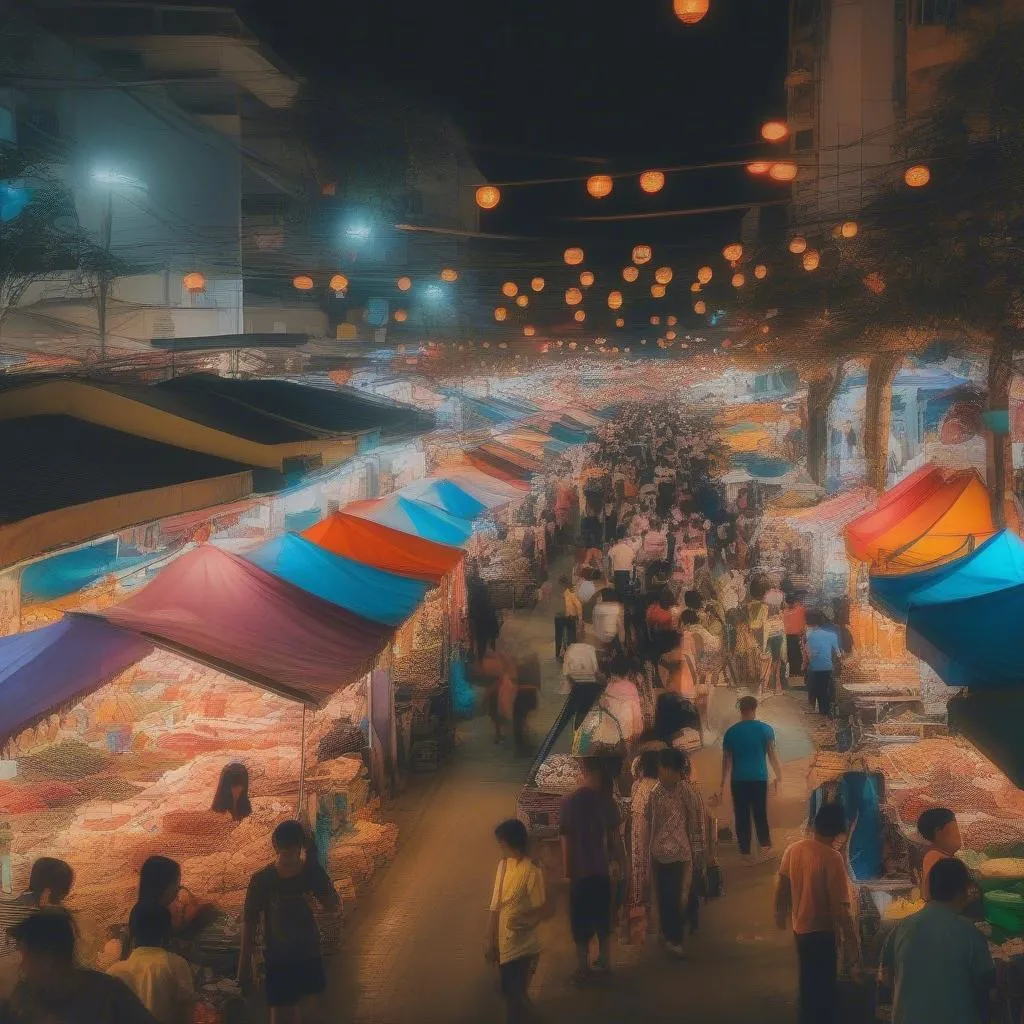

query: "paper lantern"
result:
(632, 245), (652, 265)
(667, 315), (677, 326)
(607, 290), (623, 310)
(440, 267), (459, 282)
(531, 276), (545, 292)
(574, 309), (586, 322)
(904, 165), (930, 188)
(650, 316), (661, 325)
(476, 185), (501, 209)
(673, 0), (709, 24)
(746, 161), (771, 175)
(654, 266), (673, 285)
(761, 121), (789, 142)
(788, 236), (807, 254)
(501, 281), (518, 297)
(580, 270), (595, 287)
(690, 282), (701, 293)
(697, 265), (713, 285)
(565, 287), (583, 305)
(394, 309), (408, 322)
(722, 243), (743, 263)
(494, 307), (508, 321)
(293, 275), (314, 291)
(731, 272), (745, 287)
(564, 247), (585, 265)
(694, 300), (706, 315)
(769, 162), (798, 182)
(516, 294), (529, 307)
(397, 276), (412, 291)
(524, 325), (536, 336)
(651, 284), (666, 298)
(329, 273), (349, 292)
(587, 175), (613, 198)
(802, 250), (820, 271)
(182, 271), (205, 291)
(841, 221), (858, 239)
(615, 317), (625, 327)
(754, 264), (767, 279)
(639, 170), (665, 194)
(622, 266), (640, 282)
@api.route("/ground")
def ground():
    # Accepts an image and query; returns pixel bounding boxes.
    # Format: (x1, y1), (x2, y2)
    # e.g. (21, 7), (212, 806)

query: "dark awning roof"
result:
(948, 690), (1024, 789)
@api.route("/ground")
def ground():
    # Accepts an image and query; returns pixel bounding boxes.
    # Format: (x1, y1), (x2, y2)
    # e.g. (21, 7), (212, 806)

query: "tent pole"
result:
(297, 705), (308, 821)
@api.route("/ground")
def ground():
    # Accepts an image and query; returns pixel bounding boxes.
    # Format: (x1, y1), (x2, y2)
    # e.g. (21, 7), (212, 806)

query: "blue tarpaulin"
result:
(0, 617), (152, 742)
(547, 421), (589, 445)
(352, 495), (473, 546)
(731, 453), (792, 479)
(21, 540), (158, 603)
(809, 772), (884, 881)
(246, 533), (429, 626)
(399, 478), (487, 520)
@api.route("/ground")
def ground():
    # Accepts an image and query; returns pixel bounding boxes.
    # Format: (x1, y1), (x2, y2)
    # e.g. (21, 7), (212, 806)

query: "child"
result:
(487, 819), (546, 1024)
(108, 903), (195, 1024)
(916, 807), (961, 902)
(238, 820), (340, 1024)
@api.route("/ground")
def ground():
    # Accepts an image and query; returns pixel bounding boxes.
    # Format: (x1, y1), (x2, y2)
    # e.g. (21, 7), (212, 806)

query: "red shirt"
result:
(646, 604), (674, 632)
(783, 605), (807, 635)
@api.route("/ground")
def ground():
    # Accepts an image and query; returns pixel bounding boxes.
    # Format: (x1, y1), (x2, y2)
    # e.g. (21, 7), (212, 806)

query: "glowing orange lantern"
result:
(841, 221), (859, 238)
(565, 287), (583, 306)
(651, 284), (666, 298)
(587, 175), (613, 198)
(904, 165), (930, 187)
(731, 273), (745, 288)
(697, 266), (713, 285)
(639, 170), (665, 194)
(182, 272), (205, 291)
(654, 266), (674, 285)
(574, 309), (586, 323)
(501, 281), (518, 297)
(564, 247), (585, 265)
(531, 277), (545, 292)
(673, 0), (709, 24)
(802, 250), (820, 271)
(580, 270), (595, 287)
(440, 267), (459, 282)
(494, 307), (508, 322)
(650, 316), (661, 325)
(690, 282), (701, 293)
(769, 162), (798, 182)
(615, 318), (625, 327)
(788, 236), (807, 254)
(516, 294), (529, 307)
(694, 300), (706, 314)
(754, 264), (767, 279)
(394, 309), (408, 323)
(722, 243), (743, 263)
(329, 274), (349, 292)
(293, 275), (314, 291)
(476, 185), (501, 210)
(608, 291), (623, 310)
(524, 325), (536, 337)
(761, 121), (789, 142)
(397, 276), (412, 291)
(746, 161), (771, 175)
(632, 245), (652, 265)
(623, 266), (640, 283)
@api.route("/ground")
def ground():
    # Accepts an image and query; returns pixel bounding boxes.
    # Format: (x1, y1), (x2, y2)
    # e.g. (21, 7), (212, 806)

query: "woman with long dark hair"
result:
(211, 762), (252, 821)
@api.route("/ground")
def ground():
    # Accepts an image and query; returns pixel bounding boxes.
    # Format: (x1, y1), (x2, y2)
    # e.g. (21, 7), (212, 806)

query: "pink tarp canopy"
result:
(100, 545), (393, 705)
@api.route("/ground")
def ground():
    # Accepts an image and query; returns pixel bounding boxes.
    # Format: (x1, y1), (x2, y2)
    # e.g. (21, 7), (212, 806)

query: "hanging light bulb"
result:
(802, 249), (820, 271)
(697, 266), (713, 285)
(754, 264), (768, 279)
(761, 120), (789, 142)
(574, 309), (586, 322)
(690, 282), (701, 293)
(396, 275), (412, 291)
(182, 272), (206, 292)
(651, 284), (666, 298)
(531, 276), (545, 292)
(667, 315), (677, 326)
(475, 185), (501, 210)
(393, 309), (408, 323)
(623, 265), (640, 282)
(523, 325), (536, 336)
(639, 170), (666, 194)
(494, 307), (508, 322)
(565, 287), (583, 306)
(904, 165), (930, 188)
(587, 174), (613, 198)
(746, 161), (771, 175)
(654, 266), (674, 285)
(788, 236), (808, 254)
(731, 272), (745, 287)
(501, 281), (518, 297)
(841, 221), (858, 238)
(440, 267), (459, 282)
(516, 294), (529, 307)
(579, 270), (595, 287)
(694, 300), (706, 315)
(650, 316), (661, 325)
(722, 243), (743, 263)
(632, 245), (653, 265)
(564, 247), (585, 265)
(769, 162), (799, 181)
(673, 0), (709, 24)
(615, 317), (625, 327)
(293, 275), (314, 291)
(607, 290), (623, 310)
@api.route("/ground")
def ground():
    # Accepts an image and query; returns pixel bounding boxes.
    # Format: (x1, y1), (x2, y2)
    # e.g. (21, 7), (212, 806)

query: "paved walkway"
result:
(327, 575), (817, 1024)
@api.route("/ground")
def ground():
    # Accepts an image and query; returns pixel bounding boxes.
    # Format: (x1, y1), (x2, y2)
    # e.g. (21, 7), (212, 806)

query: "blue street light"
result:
(424, 284), (445, 301)
(344, 222), (372, 243)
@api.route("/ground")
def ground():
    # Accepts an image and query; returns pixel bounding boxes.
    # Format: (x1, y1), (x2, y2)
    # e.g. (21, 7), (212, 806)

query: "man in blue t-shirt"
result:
(718, 696), (783, 860)
(804, 610), (843, 717)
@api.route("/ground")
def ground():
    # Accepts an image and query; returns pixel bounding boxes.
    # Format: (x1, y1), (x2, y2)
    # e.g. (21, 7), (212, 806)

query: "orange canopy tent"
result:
(844, 465), (995, 573)
(466, 442), (539, 484)
(303, 512), (463, 584)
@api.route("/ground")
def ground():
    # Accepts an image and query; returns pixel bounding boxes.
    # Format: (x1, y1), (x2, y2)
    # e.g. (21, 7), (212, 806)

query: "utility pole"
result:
(97, 189), (112, 361)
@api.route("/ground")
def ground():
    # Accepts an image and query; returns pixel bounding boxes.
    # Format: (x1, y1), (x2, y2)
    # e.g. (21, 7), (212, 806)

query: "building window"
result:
(916, 0), (957, 24)
(790, 83), (815, 120)
(794, 128), (815, 152)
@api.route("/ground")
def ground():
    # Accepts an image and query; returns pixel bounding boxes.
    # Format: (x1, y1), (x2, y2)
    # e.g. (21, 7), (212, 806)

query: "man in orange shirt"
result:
(774, 803), (860, 1024)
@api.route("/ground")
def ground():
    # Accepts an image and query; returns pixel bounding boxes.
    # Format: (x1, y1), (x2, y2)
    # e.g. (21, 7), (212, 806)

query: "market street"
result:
(328, 569), (818, 1024)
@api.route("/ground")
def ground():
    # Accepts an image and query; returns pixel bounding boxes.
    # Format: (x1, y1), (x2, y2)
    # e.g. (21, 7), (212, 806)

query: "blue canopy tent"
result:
(398, 478), (487, 520)
(870, 530), (1024, 621)
(21, 540), (160, 604)
(246, 533), (430, 626)
(0, 617), (152, 742)
(731, 453), (792, 479)
(547, 421), (590, 445)
(348, 495), (473, 547)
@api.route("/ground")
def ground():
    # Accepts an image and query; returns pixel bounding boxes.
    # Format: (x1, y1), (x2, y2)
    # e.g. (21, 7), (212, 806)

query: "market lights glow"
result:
(697, 265), (713, 284)
(396, 276), (412, 291)
(501, 281), (519, 297)
(632, 245), (653, 265)
(673, 0), (709, 24)
(802, 249), (821, 271)
(586, 174), (613, 198)
(754, 264), (767, 279)
(182, 272), (205, 292)
(746, 161), (771, 175)
(564, 247), (585, 265)
(639, 170), (666, 194)
(760, 120), (789, 142)
(439, 268), (459, 282)
(531, 276), (546, 292)
(905, 164), (931, 188)
(769, 161), (799, 182)
(788, 236), (808, 254)
(494, 307), (508, 321)
(329, 274), (349, 293)
(622, 265), (640, 282)
(654, 266), (674, 285)
(722, 243), (743, 264)
(565, 287), (583, 306)
(475, 185), (501, 209)
(607, 290), (623, 310)
(516, 294), (529, 307)
(574, 309), (586, 322)
(292, 275), (314, 291)
(579, 270), (595, 287)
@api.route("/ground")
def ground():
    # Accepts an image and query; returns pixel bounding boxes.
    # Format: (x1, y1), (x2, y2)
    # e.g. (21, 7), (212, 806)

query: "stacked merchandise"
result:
(475, 531), (542, 610)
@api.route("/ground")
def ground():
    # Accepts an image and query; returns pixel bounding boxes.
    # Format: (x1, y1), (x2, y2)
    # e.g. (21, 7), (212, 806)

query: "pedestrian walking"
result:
(804, 611), (843, 716)
(717, 695), (783, 861)
(774, 803), (860, 1024)
(486, 819), (547, 1024)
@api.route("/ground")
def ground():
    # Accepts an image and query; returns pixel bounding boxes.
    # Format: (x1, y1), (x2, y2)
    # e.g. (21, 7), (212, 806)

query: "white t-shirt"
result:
(107, 947), (194, 1024)
(592, 601), (625, 644)
(563, 643), (600, 683)
(576, 579), (597, 604)
(489, 857), (545, 965)
(608, 542), (636, 572)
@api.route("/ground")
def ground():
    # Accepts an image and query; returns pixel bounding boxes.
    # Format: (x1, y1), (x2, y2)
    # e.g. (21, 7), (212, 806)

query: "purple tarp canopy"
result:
(100, 544), (393, 705)
(0, 617), (152, 743)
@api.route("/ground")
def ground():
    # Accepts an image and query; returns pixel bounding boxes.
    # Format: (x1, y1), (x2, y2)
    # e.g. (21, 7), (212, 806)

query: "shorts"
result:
(265, 958), (326, 1007)
(569, 876), (612, 944)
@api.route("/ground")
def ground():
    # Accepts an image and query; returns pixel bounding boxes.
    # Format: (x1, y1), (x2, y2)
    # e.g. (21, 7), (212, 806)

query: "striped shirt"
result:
(645, 779), (705, 864)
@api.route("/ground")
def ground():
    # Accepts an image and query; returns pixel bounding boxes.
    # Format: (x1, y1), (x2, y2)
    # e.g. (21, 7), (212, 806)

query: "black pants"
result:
(795, 931), (838, 1024)
(786, 634), (804, 679)
(569, 876), (612, 944)
(808, 670), (834, 716)
(554, 615), (577, 659)
(654, 860), (685, 944)
(731, 780), (771, 855)
(613, 570), (632, 602)
(499, 954), (538, 1024)
(685, 866), (702, 932)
